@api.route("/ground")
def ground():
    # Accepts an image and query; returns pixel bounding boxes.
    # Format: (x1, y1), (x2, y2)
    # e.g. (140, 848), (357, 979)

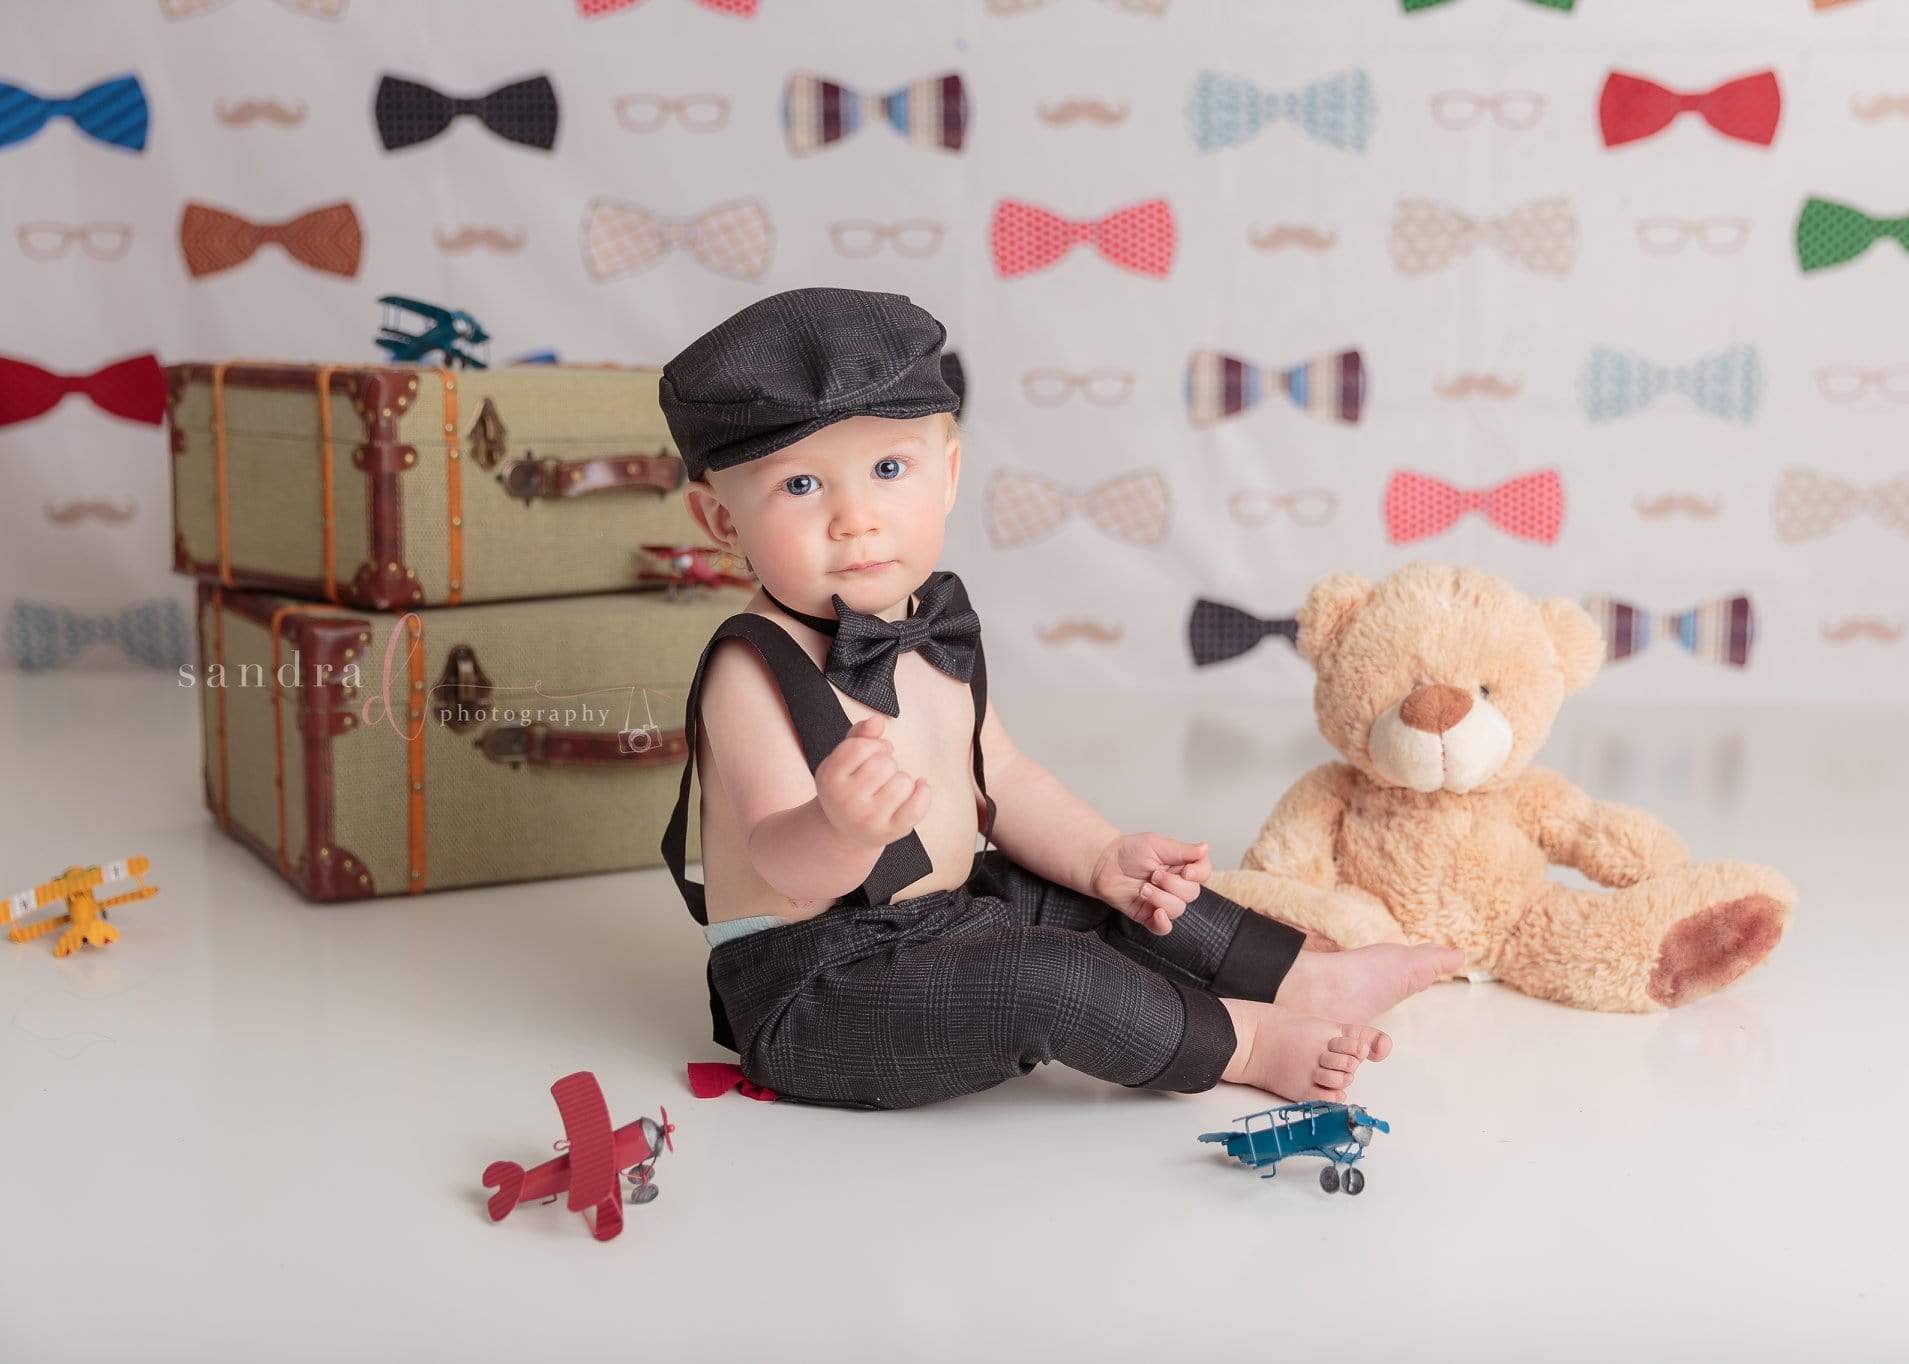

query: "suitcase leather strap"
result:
(500, 450), (684, 503)
(475, 723), (689, 767)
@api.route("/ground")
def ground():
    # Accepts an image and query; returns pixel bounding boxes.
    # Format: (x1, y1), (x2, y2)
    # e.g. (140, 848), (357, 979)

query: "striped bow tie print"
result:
(1796, 197), (1909, 273)
(783, 72), (967, 154)
(159, 0), (346, 17)
(1390, 197), (1578, 276)
(179, 201), (363, 278)
(1773, 468), (1909, 541)
(1185, 70), (1375, 153)
(1598, 70), (1782, 148)
(989, 198), (1176, 278)
(0, 354), (166, 428)
(1582, 595), (1756, 668)
(374, 74), (560, 152)
(1403, 0), (1574, 10)
(1578, 345), (1762, 423)
(1384, 470), (1564, 544)
(580, 0), (757, 13)
(0, 74), (149, 152)
(984, 468), (1170, 549)
(1187, 598), (1301, 668)
(580, 197), (774, 281)
(1185, 348), (1365, 425)
(4, 600), (191, 672)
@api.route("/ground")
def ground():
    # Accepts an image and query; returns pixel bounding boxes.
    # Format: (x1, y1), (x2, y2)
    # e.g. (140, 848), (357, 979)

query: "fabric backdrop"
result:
(3, 0), (1906, 706)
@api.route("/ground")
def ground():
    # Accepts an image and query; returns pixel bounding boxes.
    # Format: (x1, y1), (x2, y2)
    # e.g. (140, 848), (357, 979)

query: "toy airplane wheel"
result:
(628, 1182), (660, 1206)
(1344, 1167), (1366, 1196)
(1320, 1165), (1340, 1194)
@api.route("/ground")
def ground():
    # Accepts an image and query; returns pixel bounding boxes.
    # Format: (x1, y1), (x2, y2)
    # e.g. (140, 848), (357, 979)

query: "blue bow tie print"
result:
(0, 74), (150, 152)
(1578, 344), (1763, 423)
(4, 600), (189, 671)
(1186, 69), (1374, 153)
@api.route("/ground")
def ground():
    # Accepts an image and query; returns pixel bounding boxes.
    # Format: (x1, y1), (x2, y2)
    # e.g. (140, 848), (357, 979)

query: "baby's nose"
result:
(1399, 684), (1472, 735)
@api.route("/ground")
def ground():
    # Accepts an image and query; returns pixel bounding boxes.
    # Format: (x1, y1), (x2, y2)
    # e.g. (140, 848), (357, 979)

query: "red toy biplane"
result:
(482, 1071), (675, 1242)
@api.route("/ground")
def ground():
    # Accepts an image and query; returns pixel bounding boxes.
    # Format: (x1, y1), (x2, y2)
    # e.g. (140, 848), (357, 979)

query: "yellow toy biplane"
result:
(3, 857), (158, 957)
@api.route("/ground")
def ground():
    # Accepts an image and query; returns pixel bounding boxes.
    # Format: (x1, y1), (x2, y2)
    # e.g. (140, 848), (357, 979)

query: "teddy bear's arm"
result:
(1240, 762), (1358, 887)
(1514, 767), (1690, 888)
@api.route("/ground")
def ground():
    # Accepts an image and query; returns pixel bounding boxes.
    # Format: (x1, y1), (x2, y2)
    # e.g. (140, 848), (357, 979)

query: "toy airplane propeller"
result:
(375, 294), (491, 369)
(4, 857), (158, 957)
(482, 1071), (676, 1242)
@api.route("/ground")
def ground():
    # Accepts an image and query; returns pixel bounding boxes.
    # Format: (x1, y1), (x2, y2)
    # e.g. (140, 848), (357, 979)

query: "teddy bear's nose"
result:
(1400, 684), (1473, 735)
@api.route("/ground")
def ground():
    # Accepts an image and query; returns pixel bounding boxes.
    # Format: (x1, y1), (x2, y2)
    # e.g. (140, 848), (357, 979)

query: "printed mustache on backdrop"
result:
(214, 98), (308, 127)
(1795, 196), (1909, 273)
(781, 72), (967, 154)
(45, 499), (139, 526)
(1634, 492), (1723, 520)
(1185, 70), (1374, 152)
(1771, 468), (1909, 541)
(1434, 372), (1522, 399)
(1582, 595), (1757, 668)
(1597, 69), (1782, 148)
(1185, 347), (1365, 425)
(0, 74), (149, 152)
(1389, 196), (1577, 275)
(984, 468), (1169, 549)
(1851, 94), (1909, 120)
(1578, 344), (1763, 423)
(0, 354), (166, 428)
(1186, 598), (1300, 668)
(1248, 224), (1337, 251)
(433, 225), (526, 253)
(1039, 619), (1124, 645)
(1036, 98), (1128, 127)
(989, 197), (1176, 278)
(373, 74), (559, 151)
(16, 222), (133, 261)
(1822, 618), (1904, 644)
(580, 197), (773, 280)
(179, 200), (363, 277)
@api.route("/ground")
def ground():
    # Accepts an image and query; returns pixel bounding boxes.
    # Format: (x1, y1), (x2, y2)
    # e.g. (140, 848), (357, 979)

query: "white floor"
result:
(2, 670), (1904, 1362)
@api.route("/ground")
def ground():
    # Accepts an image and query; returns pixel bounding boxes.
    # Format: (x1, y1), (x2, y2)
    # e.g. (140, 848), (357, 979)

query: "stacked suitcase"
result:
(166, 361), (751, 900)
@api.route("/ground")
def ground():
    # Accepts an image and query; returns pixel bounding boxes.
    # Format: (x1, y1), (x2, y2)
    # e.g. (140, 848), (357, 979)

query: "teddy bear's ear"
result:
(1296, 572), (1372, 665)
(1539, 597), (1603, 694)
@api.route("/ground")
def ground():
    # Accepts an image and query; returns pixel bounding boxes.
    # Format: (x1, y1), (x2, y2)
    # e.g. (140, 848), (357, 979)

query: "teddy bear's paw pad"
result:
(1647, 894), (1787, 1008)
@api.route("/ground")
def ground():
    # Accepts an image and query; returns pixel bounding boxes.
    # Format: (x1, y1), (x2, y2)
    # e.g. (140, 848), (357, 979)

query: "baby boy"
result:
(657, 287), (1459, 1111)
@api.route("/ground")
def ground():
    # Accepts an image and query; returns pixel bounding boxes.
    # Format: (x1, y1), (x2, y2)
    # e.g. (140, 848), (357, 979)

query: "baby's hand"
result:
(815, 715), (931, 849)
(1089, 832), (1212, 935)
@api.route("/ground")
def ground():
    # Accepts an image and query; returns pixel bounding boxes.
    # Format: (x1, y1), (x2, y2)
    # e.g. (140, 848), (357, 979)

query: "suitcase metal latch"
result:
(435, 644), (493, 732)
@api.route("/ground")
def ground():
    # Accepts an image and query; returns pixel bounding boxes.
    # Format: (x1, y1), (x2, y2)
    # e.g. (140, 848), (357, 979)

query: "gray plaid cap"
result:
(659, 287), (961, 482)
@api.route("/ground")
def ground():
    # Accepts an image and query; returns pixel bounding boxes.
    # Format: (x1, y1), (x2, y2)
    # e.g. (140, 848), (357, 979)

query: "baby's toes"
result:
(1304, 1080), (1346, 1103)
(1326, 1025), (1388, 1062)
(1318, 1050), (1359, 1079)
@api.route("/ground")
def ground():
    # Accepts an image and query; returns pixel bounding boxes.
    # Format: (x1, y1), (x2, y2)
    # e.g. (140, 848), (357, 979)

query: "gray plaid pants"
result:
(706, 847), (1304, 1110)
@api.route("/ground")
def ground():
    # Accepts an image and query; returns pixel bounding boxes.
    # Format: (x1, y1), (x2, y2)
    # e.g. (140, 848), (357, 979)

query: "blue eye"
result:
(874, 457), (905, 480)
(782, 474), (817, 496)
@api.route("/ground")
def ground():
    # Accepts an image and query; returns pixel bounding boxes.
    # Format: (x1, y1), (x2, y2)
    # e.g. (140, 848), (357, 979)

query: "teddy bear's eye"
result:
(1480, 685), (1492, 698)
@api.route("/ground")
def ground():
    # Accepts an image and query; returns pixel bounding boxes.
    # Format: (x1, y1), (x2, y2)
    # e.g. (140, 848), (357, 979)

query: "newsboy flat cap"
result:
(659, 287), (961, 481)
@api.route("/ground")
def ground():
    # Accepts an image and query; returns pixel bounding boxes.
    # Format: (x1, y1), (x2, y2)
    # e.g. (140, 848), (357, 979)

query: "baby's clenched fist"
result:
(815, 715), (931, 849)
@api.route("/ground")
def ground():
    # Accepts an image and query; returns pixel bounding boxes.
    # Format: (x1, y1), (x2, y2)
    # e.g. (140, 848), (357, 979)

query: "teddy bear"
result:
(1205, 562), (1796, 1013)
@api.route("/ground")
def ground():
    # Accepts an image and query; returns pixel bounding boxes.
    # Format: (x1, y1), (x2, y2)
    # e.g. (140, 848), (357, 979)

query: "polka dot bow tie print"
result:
(580, 197), (773, 281)
(1578, 344), (1763, 423)
(0, 74), (149, 152)
(989, 197), (1176, 278)
(373, 74), (560, 152)
(1597, 69), (1782, 148)
(4, 600), (190, 672)
(1389, 196), (1579, 276)
(1384, 469), (1565, 544)
(983, 468), (1170, 549)
(1772, 469), (1909, 542)
(1795, 197), (1909, 273)
(1582, 596), (1756, 669)
(178, 200), (363, 278)
(1187, 599), (1301, 668)
(1184, 69), (1375, 152)
(763, 570), (981, 718)
(782, 72), (967, 154)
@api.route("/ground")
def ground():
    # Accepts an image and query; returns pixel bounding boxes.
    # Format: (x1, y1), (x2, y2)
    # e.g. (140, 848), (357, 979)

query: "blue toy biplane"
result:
(1198, 1101), (1390, 1195)
(375, 294), (491, 369)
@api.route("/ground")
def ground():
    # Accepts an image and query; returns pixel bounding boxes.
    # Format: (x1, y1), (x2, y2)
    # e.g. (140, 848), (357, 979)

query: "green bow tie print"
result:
(1402, 0), (1574, 11)
(1797, 196), (1909, 273)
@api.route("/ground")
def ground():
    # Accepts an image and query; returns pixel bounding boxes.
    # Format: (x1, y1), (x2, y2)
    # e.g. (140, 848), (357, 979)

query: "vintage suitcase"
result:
(167, 361), (703, 610)
(190, 578), (750, 900)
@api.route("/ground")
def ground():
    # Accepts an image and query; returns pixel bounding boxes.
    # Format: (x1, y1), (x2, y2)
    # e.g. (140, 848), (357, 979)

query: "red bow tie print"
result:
(989, 197), (1176, 278)
(0, 353), (166, 428)
(579, 0), (756, 14)
(1598, 70), (1782, 148)
(1384, 469), (1564, 544)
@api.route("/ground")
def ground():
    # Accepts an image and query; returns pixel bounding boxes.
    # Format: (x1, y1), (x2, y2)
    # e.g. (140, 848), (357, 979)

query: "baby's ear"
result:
(1539, 597), (1603, 694)
(1296, 572), (1371, 666)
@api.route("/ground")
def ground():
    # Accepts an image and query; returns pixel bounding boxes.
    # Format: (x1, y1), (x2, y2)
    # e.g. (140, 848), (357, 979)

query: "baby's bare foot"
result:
(1274, 942), (1464, 1023)
(1219, 998), (1391, 1103)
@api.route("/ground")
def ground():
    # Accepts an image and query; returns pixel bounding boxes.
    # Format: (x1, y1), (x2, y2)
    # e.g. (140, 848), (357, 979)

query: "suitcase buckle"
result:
(435, 644), (493, 732)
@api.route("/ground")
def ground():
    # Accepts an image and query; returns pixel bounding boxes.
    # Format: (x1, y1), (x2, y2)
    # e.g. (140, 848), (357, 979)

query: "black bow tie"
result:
(374, 74), (560, 152)
(762, 570), (980, 716)
(1188, 596), (1301, 667)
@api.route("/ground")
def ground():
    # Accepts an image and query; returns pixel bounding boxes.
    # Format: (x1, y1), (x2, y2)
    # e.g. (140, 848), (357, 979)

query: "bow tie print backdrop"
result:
(2, 0), (1907, 705)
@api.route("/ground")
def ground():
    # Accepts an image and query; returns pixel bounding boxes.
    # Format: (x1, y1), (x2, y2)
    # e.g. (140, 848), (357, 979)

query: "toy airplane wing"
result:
(551, 1071), (619, 1213)
(4, 858), (146, 924)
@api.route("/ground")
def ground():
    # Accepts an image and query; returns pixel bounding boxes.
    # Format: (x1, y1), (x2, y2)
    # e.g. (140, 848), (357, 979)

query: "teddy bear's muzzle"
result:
(1369, 688), (1515, 794)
